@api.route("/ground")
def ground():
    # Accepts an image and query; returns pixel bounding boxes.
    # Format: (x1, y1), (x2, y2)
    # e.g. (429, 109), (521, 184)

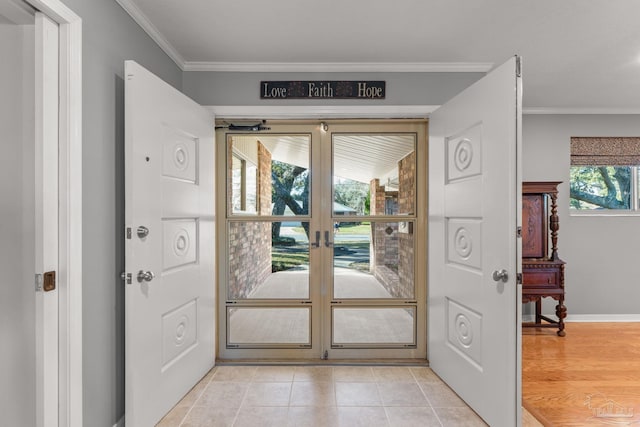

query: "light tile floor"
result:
(157, 365), (487, 427)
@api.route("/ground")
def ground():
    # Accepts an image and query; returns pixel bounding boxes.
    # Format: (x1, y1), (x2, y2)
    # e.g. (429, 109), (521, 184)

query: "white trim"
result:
(524, 314), (640, 322)
(26, 1), (82, 426)
(569, 210), (640, 217)
(524, 107), (640, 115)
(114, 0), (185, 69)
(209, 105), (438, 120)
(184, 61), (494, 73)
(566, 314), (640, 322)
(213, 105), (640, 119)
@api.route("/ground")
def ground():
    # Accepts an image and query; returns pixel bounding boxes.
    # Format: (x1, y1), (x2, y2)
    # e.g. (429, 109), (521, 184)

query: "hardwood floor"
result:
(523, 322), (640, 426)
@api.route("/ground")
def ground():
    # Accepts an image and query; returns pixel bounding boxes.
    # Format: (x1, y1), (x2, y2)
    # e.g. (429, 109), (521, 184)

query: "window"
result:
(231, 152), (257, 213)
(570, 137), (640, 211)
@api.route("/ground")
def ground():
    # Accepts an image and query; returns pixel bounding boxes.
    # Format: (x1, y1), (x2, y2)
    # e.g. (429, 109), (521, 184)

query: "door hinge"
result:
(120, 272), (132, 285)
(516, 56), (522, 78)
(126, 227), (132, 239)
(516, 226), (522, 238)
(516, 273), (523, 285)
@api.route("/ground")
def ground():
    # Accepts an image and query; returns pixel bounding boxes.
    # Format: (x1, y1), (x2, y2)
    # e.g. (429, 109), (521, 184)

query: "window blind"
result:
(570, 137), (640, 166)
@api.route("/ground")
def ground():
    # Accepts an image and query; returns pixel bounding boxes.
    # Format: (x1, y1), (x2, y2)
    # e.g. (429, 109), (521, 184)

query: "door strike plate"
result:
(43, 271), (56, 292)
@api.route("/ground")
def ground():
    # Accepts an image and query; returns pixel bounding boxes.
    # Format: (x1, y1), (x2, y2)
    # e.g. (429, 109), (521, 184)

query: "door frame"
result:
(208, 105), (437, 120)
(26, 0), (83, 425)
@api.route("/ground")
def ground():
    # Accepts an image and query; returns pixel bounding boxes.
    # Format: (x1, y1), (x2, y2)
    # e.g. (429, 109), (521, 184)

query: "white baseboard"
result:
(565, 314), (640, 322)
(113, 416), (124, 427)
(523, 314), (640, 323)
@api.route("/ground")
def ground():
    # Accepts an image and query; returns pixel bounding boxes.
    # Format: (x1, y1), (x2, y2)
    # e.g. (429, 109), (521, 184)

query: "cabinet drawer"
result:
(523, 270), (558, 287)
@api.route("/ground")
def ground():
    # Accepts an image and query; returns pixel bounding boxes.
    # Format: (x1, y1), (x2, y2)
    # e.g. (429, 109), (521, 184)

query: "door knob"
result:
(492, 269), (508, 283)
(137, 226), (149, 238)
(137, 270), (155, 283)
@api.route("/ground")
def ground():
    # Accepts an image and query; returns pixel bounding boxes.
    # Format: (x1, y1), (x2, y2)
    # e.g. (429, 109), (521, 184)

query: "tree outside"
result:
(570, 166), (632, 209)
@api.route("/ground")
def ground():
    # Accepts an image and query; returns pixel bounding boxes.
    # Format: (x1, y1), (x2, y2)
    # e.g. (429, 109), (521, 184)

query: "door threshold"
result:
(215, 358), (429, 367)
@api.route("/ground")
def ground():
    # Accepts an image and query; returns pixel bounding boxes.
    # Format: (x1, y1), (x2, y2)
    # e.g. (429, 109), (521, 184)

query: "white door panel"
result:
(428, 56), (522, 427)
(125, 60), (215, 427)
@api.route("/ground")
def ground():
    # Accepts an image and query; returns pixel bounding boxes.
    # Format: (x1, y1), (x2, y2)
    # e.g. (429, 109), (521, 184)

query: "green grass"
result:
(291, 221), (371, 235)
(272, 240), (370, 272)
(272, 245), (309, 272)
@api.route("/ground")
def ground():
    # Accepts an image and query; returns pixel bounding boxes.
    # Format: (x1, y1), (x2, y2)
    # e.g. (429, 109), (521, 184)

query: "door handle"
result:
(136, 225), (149, 238)
(492, 269), (509, 283)
(311, 231), (321, 248)
(324, 230), (333, 247)
(137, 270), (155, 283)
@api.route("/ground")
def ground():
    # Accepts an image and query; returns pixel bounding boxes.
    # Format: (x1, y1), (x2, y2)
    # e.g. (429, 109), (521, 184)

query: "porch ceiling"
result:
(232, 134), (415, 184)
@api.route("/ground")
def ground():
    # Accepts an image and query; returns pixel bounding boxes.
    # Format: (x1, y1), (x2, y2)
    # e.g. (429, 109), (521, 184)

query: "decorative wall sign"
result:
(261, 81), (385, 99)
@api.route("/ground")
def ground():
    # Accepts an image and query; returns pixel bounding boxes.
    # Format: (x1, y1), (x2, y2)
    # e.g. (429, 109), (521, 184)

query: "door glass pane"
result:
(333, 221), (414, 299)
(333, 134), (416, 216)
(228, 221), (310, 299)
(332, 307), (416, 346)
(228, 134), (311, 216)
(228, 307), (310, 346)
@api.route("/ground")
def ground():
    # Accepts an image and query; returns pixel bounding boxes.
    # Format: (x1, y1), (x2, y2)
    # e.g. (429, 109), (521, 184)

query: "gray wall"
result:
(0, 22), (35, 427)
(59, 0), (182, 425)
(522, 114), (640, 316)
(182, 71), (484, 106)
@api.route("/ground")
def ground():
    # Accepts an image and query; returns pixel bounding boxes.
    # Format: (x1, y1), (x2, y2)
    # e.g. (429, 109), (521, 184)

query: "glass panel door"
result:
(325, 122), (427, 358)
(218, 125), (322, 358)
(217, 120), (426, 360)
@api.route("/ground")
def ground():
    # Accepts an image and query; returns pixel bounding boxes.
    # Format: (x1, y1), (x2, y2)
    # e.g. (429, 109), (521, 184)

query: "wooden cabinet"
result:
(522, 182), (566, 336)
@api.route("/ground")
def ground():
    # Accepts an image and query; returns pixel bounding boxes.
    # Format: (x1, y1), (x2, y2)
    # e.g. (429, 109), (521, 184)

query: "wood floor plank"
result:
(523, 322), (640, 426)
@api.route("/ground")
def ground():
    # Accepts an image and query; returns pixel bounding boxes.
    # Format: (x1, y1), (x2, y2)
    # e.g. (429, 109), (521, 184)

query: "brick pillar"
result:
(397, 151), (415, 298)
(227, 141), (273, 299)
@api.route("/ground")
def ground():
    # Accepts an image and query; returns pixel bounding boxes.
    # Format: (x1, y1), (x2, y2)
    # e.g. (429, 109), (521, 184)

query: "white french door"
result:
(217, 120), (427, 360)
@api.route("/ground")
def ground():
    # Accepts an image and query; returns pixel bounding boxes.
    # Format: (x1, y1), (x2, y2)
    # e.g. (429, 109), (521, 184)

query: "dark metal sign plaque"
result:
(261, 81), (385, 99)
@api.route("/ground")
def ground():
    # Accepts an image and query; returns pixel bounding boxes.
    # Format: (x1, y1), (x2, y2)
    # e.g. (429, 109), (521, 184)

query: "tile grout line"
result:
(177, 367), (216, 427)
(414, 373), (445, 427)
(229, 372), (253, 427)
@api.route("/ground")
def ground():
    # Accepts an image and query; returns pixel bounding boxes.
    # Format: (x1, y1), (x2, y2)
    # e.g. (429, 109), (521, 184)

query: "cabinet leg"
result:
(556, 300), (567, 337)
(535, 299), (542, 324)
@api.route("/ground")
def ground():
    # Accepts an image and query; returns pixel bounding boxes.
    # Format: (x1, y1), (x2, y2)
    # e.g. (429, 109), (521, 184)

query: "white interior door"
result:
(125, 60), (215, 427)
(428, 56), (522, 426)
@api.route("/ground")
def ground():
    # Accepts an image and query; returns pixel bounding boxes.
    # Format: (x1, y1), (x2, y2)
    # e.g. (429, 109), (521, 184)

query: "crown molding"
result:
(113, 1), (493, 74)
(183, 61), (494, 73)
(524, 107), (640, 115)
(115, 0), (185, 69)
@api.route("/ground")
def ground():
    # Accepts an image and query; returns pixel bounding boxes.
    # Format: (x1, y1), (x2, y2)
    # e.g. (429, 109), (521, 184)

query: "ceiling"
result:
(117, 0), (640, 111)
